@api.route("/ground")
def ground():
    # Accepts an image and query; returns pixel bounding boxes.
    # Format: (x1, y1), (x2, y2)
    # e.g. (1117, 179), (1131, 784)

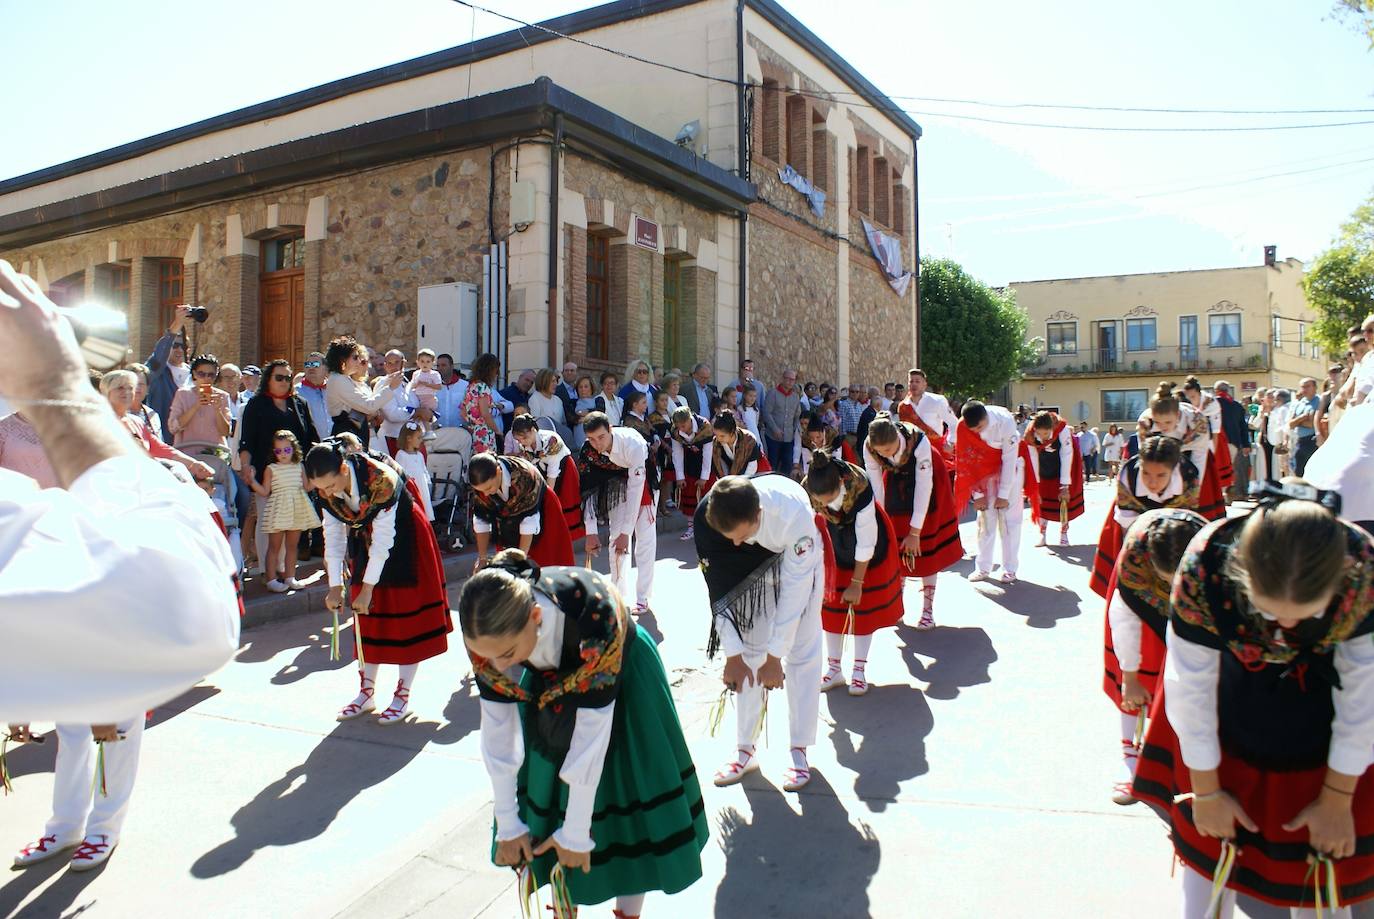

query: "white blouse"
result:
(471, 463), (542, 536)
(700, 435), (758, 480)
(826, 483), (878, 563)
(527, 391), (566, 426)
(863, 431), (934, 531)
(322, 464), (398, 587)
(524, 430), (571, 486)
(394, 450), (434, 521)
(480, 593), (616, 853)
(1113, 464), (1185, 528)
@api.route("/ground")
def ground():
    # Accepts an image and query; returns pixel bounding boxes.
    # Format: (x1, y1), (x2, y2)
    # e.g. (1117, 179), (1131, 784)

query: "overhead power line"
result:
(873, 94), (1374, 117)
(447, 0), (1374, 134)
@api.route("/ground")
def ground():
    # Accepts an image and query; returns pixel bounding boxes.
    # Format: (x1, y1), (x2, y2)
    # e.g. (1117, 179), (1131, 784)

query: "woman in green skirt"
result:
(458, 549), (708, 918)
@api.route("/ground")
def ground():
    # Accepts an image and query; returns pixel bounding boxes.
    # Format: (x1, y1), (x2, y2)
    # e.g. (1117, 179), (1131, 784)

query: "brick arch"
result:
(239, 203), (308, 240)
(116, 237), (188, 261)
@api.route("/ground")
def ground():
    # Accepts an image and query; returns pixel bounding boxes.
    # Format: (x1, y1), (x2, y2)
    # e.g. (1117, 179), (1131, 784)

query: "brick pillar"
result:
(303, 240), (324, 353)
(786, 95), (810, 176)
(564, 226), (588, 366)
(225, 255), (260, 365)
(680, 262), (718, 369)
(609, 239), (653, 367)
(128, 257), (161, 358)
(647, 250), (665, 371)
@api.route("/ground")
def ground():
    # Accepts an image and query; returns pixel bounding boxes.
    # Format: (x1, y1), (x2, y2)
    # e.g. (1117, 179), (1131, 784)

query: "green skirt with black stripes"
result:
(495, 626), (708, 904)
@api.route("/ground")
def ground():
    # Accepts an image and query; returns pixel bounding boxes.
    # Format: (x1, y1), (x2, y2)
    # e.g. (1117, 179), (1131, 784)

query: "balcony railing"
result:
(1025, 341), (1271, 378)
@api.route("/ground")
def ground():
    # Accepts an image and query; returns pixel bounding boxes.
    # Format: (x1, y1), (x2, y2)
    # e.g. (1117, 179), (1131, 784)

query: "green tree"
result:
(1332, 0), (1374, 47)
(1303, 196), (1374, 356)
(918, 258), (1038, 400)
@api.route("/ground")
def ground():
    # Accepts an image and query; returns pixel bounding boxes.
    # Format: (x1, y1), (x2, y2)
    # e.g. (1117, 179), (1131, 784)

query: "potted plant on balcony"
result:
(1246, 354), (1263, 368)
(1205, 359), (1215, 369)
(1150, 360), (1158, 372)
(1080, 363), (1090, 374)
(1131, 360), (1140, 372)
(1166, 361), (1174, 371)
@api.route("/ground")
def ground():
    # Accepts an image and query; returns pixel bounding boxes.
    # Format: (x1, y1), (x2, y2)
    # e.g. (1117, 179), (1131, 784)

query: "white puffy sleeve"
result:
(553, 703), (617, 852)
(863, 444), (887, 510)
(1107, 593), (1143, 672)
(479, 698), (530, 841)
(910, 436), (934, 531)
(853, 494), (878, 563)
(1057, 425), (1075, 486)
(361, 504), (397, 586)
(0, 458), (240, 724)
(1328, 637), (1374, 775)
(1162, 623), (1222, 771)
(323, 509), (349, 586)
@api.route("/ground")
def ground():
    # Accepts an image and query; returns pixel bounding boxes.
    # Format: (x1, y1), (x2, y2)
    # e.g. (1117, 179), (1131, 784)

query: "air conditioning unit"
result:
(417, 282), (479, 370)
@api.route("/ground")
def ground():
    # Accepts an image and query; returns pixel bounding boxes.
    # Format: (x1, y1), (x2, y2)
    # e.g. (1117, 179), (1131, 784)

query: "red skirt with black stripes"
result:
(887, 448), (965, 577)
(1197, 455), (1227, 521)
(1099, 568), (1165, 713)
(349, 479), (452, 665)
(553, 454), (585, 541)
(1132, 689), (1374, 907)
(815, 509), (905, 636)
(1214, 430), (1235, 489)
(1089, 512), (1123, 600)
(486, 485), (576, 569)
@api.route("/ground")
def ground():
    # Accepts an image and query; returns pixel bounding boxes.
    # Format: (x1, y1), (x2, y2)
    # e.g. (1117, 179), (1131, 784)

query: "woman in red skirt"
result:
(800, 415), (858, 475)
(803, 449), (904, 697)
(862, 413), (964, 631)
(1132, 489), (1374, 915)
(1088, 435), (1201, 600)
(668, 406), (713, 539)
(702, 410), (770, 484)
(510, 414), (584, 541)
(1183, 376), (1235, 493)
(1100, 508), (1206, 806)
(306, 440), (452, 725)
(468, 454), (574, 570)
(1137, 381), (1225, 520)
(1019, 410), (1085, 548)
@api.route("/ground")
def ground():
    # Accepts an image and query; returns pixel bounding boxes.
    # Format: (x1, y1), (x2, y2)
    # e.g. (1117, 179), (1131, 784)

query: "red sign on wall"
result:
(1241, 381), (1258, 392)
(633, 216), (659, 251)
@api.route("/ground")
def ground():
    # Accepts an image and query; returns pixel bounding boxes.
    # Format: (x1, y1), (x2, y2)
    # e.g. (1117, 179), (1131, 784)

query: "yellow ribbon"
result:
(1059, 495), (1069, 527)
(329, 608), (340, 662)
(1133, 709), (1147, 750)
(514, 864), (539, 919)
(1305, 854), (1340, 916)
(0, 736), (12, 796)
(1206, 839), (1237, 919)
(707, 687), (730, 738)
(549, 863), (575, 919)
(92, 740), (108, 798)
(751, 692), (770, 747)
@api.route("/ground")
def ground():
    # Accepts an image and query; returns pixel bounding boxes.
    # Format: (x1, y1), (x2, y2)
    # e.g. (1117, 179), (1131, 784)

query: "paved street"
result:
(1, 481), (1363, 919)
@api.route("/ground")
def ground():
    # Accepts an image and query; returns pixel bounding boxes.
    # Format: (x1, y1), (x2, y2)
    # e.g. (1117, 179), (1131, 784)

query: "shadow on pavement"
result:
(897, 623), (997, 700)
(632, 607), (666, 645)
(1051, 544), (1096, 568)
(189, 718), (439, 879)
(826, 685), (931, 811)
(979, 580), (1083, 630)
(0, 853), (102, 919)
(713, 773), (879, 918)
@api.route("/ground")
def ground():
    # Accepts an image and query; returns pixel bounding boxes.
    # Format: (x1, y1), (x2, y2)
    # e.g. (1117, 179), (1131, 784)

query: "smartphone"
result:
(198, 382), (213, 403)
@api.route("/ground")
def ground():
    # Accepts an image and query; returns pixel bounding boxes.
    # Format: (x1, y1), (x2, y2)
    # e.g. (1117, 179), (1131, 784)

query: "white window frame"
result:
(1209, 314), (1242, 349)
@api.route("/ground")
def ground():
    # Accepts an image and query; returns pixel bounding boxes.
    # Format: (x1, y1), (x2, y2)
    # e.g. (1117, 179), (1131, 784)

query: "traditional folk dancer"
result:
(955, 401), (1025, 584)
(1020, 410), (1085, 548)
(305, 440), (452, 724)
(469, 453), (576, 569)
(667, 406), (712, 540)
(695, 475), (824, 791)
(1131, 488), (1374, 916)
(579, 413), (656, 615)
(9, 722), (145, 871)
(461, 552), (707, 918)
(512, 414), (585, 541)
(863, 413), (965, 629)
(1099, 508), (1207, 806)
(1137, 381), (1224, 520)
(620, 391), (664, 525)
(896, 368), (959, 468)
(1182, 376), (1235, 496)
(802, 450), (904, 695)
(701, 410), (770, 487)
(1088, 435), (1201, 600)
(799, 415), (858, 475)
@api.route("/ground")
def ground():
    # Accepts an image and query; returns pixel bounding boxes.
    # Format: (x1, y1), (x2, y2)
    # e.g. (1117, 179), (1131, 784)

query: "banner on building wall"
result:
(778, 165), (826, 218)
(862, 219), (913, 297)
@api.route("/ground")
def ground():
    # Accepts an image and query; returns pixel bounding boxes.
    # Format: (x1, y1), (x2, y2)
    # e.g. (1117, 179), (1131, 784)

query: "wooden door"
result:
(260, 272), (304, 366)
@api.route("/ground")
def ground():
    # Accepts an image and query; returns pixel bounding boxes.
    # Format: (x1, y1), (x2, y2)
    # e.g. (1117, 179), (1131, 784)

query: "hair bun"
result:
(490, 548), (540, 583)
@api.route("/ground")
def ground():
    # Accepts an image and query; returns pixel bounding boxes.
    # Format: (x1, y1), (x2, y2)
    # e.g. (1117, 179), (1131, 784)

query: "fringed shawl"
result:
(692, 492), (782, 659)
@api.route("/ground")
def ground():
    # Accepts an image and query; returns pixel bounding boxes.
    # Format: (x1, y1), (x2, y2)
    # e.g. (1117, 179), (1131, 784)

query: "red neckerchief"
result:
(953, 420), (1004, 513)
(775, 383), (791, 396)
(444, 372), (463, 386)
(300, 377), (327, 391)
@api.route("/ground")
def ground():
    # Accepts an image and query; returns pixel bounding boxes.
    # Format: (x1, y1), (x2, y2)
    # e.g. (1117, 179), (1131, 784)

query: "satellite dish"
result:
(1075, 400), (1091, 423)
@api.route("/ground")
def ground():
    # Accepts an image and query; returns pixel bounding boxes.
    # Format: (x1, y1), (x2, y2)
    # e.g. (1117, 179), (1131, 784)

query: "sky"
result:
(2, 0), (1372, 287)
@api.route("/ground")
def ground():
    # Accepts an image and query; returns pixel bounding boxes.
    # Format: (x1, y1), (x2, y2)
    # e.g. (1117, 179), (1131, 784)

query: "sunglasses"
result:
(271, 374), (292, 382)
(274, 447), (295, 455)
(193, 370), (217, 379)
(304, 360), (321, 369)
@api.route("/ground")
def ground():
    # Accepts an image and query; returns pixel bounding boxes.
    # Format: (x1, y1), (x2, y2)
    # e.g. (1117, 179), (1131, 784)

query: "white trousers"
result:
(735, 564), (824, 750)
(1180, 865), (1348, 919)
(45, 716), (145, 843)
(613, 501), (657, 606)
(975, 498), (1024, 575)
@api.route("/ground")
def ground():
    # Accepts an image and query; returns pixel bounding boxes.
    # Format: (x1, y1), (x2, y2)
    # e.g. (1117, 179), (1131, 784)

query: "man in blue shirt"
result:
(685, 362), (717, 417)
(1287, 377), (1321, 476)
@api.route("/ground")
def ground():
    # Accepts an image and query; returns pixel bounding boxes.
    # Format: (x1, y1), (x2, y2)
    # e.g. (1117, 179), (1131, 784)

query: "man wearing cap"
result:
(237, 365), (261, 419)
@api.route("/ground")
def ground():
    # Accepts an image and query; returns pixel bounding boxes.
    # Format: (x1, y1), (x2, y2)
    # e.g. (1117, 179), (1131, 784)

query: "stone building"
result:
(1008, 250), (1330, 429)
(0, 0), (920, 389)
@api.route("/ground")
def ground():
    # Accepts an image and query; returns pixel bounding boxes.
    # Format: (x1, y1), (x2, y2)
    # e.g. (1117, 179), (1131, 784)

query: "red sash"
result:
(953, 420), (1003, 513)
(899, 400), (953, 462)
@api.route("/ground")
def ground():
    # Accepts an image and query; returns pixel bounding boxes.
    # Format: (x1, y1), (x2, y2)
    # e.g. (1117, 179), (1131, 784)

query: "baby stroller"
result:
(179, 440), (246, 580)
(427, 425), (473, 552)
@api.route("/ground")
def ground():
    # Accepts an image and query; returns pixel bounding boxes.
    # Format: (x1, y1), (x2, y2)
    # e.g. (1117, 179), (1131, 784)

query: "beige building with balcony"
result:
(1008, 252), (1330, 429)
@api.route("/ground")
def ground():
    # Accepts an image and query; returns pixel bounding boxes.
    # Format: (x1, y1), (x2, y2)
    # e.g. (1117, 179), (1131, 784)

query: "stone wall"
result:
(848, 252), (913, 387)
(746, 212), (838, 386)
(1, 148), (495, 365)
